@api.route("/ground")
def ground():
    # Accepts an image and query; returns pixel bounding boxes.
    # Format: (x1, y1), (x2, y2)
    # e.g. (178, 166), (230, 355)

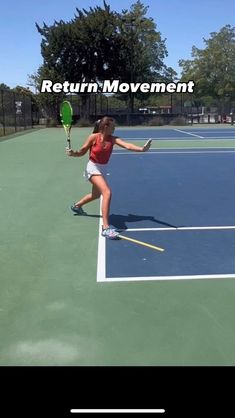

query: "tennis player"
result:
(66, 116), (152, 239)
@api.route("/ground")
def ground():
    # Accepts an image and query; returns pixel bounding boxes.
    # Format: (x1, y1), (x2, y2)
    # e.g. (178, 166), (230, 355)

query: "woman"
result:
(66, 117), (152, 239)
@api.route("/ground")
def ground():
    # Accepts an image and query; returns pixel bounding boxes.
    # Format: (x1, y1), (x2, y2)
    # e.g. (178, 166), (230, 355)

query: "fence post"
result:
(1, 90), (6, 136)
(13, 92), (17, 132)
(23, 95), (26, 130)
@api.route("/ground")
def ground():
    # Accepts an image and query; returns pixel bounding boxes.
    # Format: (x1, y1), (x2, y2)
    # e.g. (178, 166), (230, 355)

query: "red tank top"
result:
(89, 133), (114, 164)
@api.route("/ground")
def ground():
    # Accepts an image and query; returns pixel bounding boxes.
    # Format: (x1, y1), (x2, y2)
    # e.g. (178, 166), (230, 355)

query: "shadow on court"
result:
(109, 213), (179, 230)
(73, 213), (101, 218)
(72, 212), (180, 230)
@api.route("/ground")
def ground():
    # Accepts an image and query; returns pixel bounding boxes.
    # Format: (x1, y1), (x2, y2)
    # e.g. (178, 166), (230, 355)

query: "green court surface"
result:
(1, 126), (235, 366)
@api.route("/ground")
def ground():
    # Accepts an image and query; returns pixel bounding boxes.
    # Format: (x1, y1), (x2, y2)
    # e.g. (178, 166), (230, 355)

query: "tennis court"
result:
(1, 125), (235, 366)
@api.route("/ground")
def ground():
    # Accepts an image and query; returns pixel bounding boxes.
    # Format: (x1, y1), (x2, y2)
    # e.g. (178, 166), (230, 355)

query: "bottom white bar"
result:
(99, 274), (235, 282)
(70, 410), (165, 414)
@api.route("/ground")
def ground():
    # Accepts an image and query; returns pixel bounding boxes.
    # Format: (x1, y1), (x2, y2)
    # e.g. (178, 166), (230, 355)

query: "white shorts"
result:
(83, 159), (109, 181)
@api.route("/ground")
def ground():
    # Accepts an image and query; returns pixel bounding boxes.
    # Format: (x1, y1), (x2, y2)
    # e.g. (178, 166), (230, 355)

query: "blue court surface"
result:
(114, 126), (235, 140)
(97, 147), (235, 282)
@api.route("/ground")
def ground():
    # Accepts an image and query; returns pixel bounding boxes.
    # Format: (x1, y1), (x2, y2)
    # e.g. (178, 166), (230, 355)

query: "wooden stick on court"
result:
(118, 234), (165, 252)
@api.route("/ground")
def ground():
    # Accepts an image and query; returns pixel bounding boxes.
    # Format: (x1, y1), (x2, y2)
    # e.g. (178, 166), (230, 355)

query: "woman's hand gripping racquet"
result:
(60, 100), (73, 150)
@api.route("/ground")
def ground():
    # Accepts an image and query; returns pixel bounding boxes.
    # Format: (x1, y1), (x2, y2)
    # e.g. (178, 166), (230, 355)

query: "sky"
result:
(1, 0), (235, 89)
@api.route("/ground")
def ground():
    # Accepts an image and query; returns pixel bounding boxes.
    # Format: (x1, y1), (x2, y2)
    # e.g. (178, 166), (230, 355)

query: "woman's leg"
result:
(89, 175), (112, 229)
(74, 183), (101, 207)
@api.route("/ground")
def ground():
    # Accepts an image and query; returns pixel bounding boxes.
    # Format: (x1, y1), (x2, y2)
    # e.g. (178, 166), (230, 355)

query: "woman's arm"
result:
(66, 134), (95, 157)
(114, 137), (152, 152)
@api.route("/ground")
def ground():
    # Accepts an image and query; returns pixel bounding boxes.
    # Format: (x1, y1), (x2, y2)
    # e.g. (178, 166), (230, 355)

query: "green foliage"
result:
(0, 83), (11, 90)
(179, 25), (235, 110)
(115, 1), (171, 108)
(12, 86), (32, 96)
(28, 66), (64, 119)
(35, 1), (121, 82)
(117, 1), (169, 82)
(46, 117), (58, 127)
(169, 116), (187, 126)
(75, 118), (92, 127)
(148, 116), (165, 126)
(33, 1), (170, 117)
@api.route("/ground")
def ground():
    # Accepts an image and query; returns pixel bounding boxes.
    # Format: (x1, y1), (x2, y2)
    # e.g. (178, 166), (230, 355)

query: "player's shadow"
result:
(73, 212), (180, 230)
(73, 213), (101, 218)
(109, 213), (178, 230)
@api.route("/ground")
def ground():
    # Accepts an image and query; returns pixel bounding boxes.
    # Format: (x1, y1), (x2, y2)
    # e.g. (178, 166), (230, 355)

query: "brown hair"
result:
(92, 119), (101, 133)
(98, 117), (114, 132)
(92, 116), (115, 134)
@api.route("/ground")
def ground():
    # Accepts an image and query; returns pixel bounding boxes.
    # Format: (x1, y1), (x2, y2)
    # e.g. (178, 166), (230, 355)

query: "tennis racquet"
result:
(60, 100), (73, 149)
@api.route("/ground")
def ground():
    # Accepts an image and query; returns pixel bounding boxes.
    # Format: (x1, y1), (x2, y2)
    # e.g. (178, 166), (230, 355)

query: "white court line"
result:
(99, 274), (235, 283)
(96, 150), (235, 283)
(117, 147), (235, 149)
(112, 150), (235, 155)
(187, 132), (235, 135)
(97, 198), (106, 282)
(121, 137), (159, 140)
(126, 226), (235, 232)
(174, 129), (204, 138)
(120, 137), (235, 141)
(71, 410), (165, 414)
(97, 225), (235, 282)
(183, 137), (235, 140)
(119, 137), (208, 141)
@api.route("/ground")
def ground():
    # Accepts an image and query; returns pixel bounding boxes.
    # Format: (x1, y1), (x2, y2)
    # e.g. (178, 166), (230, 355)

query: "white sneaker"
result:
(101, 227), (119, 239)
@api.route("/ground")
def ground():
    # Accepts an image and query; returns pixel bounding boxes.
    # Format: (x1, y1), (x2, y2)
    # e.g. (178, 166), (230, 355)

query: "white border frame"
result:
(96, 149), (235, 283)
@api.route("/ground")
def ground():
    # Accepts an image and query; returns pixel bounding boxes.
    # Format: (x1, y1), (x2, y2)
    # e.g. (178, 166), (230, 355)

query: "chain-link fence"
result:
(65, 93), (234, 125)
(0, 89), (32, 137)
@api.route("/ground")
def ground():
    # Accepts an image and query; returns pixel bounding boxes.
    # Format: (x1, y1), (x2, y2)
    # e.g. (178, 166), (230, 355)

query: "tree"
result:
(12, 86), (33, 96)
(35, 1), (121, 118)
(34, 1), (170, 119)
(0, 83), (11, 90)
(179, 25), (235, 113)
(114, 1), (170, 112)
(28, 66), (64, 120)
